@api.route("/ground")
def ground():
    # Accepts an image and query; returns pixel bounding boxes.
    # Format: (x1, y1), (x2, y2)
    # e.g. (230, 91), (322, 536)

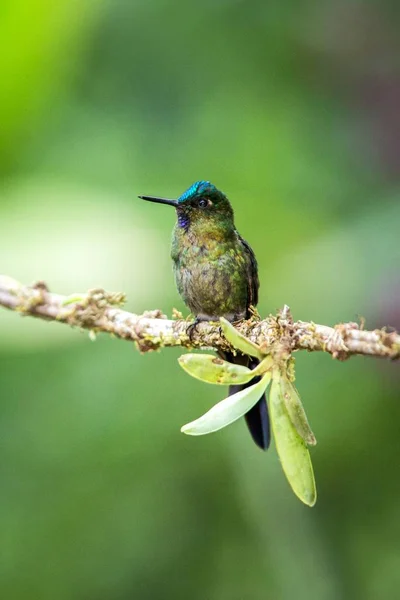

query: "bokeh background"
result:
(1, 1), (399, 599)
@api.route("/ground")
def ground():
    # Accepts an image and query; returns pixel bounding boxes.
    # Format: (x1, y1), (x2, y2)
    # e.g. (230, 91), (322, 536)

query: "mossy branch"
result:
(0, 275), (399, 360)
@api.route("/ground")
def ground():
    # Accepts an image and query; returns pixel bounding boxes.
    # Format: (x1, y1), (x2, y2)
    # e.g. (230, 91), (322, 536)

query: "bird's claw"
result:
(187, 318), (201, 343)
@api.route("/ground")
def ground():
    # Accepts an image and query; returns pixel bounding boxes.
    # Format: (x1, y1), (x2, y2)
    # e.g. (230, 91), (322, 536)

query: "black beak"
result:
(138, 195), (178, 208)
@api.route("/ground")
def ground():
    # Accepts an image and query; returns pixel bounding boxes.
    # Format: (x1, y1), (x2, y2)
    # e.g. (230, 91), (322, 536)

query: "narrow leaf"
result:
(181, 373), (271, 436)
(248, 355), (274, 378)
(178, 353), (253, 385)
(280, 375), (317, 446)
(220, 317), (263, 360)
(61, 294), (87, 306)
(270, 374), (317, 507)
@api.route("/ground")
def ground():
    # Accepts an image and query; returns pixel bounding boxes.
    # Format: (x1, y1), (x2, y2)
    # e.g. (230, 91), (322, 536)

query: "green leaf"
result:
(181, 373), (271, 436)
(248, 355), (274, 378)
(61, 294), (87, 306)
(220, 317), (263, 360)
(280, 375), (317, 446)
(178, 353), (253, 385)
(269, 373), (317, 507)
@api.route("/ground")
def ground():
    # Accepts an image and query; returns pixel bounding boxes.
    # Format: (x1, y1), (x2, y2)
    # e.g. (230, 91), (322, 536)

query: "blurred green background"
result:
(1, 1), (399, 599)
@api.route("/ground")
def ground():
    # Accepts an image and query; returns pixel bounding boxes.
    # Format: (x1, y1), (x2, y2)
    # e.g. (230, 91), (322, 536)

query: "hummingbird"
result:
(139, 181), (270, 450)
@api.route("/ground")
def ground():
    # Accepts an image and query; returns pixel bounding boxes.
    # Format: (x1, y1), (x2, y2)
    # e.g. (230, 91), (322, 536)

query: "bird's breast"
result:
(172, 235), (249, 320)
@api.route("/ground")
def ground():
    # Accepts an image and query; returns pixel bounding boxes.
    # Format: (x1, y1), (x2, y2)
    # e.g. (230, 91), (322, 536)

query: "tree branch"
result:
(0, 275), (399, 360)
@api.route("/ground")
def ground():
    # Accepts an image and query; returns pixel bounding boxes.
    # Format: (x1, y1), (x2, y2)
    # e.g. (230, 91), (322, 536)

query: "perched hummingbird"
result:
(139, 181), (270, 450)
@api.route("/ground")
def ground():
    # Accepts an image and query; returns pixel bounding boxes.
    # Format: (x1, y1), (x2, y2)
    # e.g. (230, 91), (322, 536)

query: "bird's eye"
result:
(197, 198), (208, 208)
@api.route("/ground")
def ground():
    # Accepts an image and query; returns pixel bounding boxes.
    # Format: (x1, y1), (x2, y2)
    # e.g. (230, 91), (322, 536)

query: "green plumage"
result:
(139, 181), (270, 450)
(172, 224), (258, 321)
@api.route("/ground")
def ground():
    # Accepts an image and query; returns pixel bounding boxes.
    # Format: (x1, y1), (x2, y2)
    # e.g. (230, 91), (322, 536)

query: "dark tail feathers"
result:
(225, 354), (270, 450)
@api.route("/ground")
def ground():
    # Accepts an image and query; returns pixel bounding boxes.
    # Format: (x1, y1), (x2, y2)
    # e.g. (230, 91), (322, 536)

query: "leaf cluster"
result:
(179, 318), (317, 506)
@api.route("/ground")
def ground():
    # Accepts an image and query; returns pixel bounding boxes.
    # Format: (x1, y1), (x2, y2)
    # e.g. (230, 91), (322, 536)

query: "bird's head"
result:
(139, 181), (234, 230)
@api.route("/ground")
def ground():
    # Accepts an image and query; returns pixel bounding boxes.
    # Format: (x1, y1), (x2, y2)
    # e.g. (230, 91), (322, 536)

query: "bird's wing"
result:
(237, 233), (259, 313)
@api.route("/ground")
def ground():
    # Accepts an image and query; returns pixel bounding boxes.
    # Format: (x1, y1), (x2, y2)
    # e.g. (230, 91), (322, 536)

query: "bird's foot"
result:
(187, 318), (201, 343)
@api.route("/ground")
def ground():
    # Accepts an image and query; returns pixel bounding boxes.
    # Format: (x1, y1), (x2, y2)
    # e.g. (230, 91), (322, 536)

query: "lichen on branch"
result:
(0, 275), (399, 360)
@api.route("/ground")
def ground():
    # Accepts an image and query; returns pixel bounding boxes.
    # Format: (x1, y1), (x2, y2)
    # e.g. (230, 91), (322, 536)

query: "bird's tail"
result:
(223, 352), (270, 450)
